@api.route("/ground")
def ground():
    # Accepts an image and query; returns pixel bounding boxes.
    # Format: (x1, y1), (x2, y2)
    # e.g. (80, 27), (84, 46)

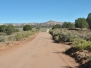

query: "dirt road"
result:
(0, 32), (78, 68)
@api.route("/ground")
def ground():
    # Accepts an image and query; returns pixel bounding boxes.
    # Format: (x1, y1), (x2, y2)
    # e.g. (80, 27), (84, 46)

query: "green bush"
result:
(23, 25), (32, 31)
(62, 22), (75, 28)
(6, 25), (15, 35)
(52, 24), (61, 29)
(0, 25), (7, 32)
(0, 25), (19, 35)
(75, 18), (89, 28)
(14, 29), (19, 32)
(86, 13), (91, 29)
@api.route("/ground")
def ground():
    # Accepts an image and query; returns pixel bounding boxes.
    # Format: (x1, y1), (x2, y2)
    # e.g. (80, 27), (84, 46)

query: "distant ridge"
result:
(3, 20), (62, 27)
(45, 20), (62, 25)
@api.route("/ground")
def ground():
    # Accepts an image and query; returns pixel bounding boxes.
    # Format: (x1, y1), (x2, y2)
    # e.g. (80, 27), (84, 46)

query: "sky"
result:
(0, 0), (91, 23)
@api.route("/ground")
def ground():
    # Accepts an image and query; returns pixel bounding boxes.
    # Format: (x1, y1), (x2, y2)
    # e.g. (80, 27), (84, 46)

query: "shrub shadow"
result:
(53, 51), (64, 54)
(60, 66), (78, 68)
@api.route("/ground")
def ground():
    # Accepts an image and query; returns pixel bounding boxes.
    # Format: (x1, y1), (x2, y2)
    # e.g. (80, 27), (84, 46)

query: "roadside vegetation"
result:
(0, 24), (39, 46)
(0, 24), (19, 35)
(49, 13), (91, 68)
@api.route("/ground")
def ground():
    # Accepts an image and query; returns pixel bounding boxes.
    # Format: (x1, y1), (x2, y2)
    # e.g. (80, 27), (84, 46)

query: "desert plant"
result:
(15, 33), (23, 41)
(23, 25), (32, 31)
(6, 25), (15, 35)
(75, 18), (89, 28)
(8, 35), (16, 41)
(0, 36), (5, 42)
(14, 29), (19, 32)
(71, 38), (91, 51)
(54, 35), (60, 42)
(52, 24), (61, 29)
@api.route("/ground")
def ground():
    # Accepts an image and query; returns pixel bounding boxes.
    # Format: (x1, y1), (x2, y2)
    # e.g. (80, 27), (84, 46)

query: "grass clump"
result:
(0, 36), (5, 42)
(15, 33), (23, 41)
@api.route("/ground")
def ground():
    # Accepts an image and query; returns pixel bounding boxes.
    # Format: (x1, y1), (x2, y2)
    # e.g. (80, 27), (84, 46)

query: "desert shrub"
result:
(52, 29), (61, 40)
(0, 25), (7, 32)
(50, 29), (79, 43)
(52, 29), (60, 36)
(6, 25), (15, 35)
(54, 35), (60, 42)
(85, 35), (91, 41)
(15, 31), (34, 41)
(52, 24), (61, 29)
(23, 32), (29, 37)
(22, 33), (26, 38)
(8, 35), (16, 41)
(23, 25), (32, 31)
(58, 32), (77, 42)
(59, 32), (68, 42)
(0, 29), (37, 43)
(0, 36), (5, 42)
(49, 29), (53, 35)
(71, 38), (91, 51)
(15, 33), (23, 41)
(50, 28), (91, 44)
(14, 29), (19, 32)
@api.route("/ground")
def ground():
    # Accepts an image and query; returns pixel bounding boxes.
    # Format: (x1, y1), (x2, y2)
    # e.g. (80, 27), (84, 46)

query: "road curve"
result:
(0, 32), (78, 68)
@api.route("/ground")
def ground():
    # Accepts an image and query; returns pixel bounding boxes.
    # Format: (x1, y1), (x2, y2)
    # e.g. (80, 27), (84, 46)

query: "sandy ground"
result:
(0, 32), (78, 68)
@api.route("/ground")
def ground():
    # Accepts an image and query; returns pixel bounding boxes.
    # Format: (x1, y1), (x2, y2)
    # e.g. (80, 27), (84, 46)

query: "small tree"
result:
(62, 22), (75, 28)
(23, 25), (32, 31)
(6, 25), (15, 35)
(75, 18), (89, 28)
(0, 25), (7, 32)
(52, 24), (61, 29)
(86, 13), (91, 29)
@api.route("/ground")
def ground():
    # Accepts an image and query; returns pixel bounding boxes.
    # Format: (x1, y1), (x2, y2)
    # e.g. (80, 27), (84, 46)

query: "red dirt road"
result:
(0, 32), (78, 68)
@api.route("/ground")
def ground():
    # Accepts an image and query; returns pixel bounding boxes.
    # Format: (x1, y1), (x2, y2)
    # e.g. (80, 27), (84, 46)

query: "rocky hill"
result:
(45, 20), (62, 25)
(4, 20), (62, 27)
